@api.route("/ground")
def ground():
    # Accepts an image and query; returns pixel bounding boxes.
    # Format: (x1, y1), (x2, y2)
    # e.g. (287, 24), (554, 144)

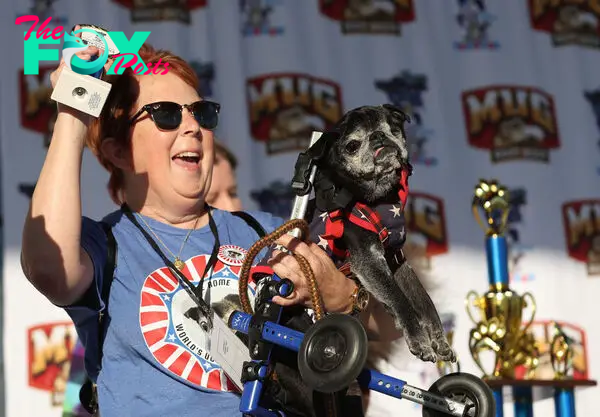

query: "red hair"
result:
(86, 44), (199, 205)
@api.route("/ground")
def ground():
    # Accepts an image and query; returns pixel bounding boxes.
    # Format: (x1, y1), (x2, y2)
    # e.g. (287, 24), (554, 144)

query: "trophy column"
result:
(466, 180), (538, 417)
(466, 180), (596, 417)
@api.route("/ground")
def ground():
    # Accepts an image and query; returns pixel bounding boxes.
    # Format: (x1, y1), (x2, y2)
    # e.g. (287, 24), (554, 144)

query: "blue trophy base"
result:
(484, 378), (596, 417)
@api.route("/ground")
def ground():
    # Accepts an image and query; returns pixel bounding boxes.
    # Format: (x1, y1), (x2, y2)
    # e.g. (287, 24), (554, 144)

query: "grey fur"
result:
(318, 104), (455, 363)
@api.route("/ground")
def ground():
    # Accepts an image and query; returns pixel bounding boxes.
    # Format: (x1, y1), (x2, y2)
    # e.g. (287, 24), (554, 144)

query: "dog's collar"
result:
(313, 171), (355, 213)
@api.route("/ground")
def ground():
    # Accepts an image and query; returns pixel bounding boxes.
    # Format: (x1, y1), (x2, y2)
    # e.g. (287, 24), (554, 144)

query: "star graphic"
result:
(162, 294), (171, 301)
(390, 205), (402, 218)
(221, 269), (230, 277)
(317, 235), (329, 249)
(168, 333), (176, 342)
(204, 362), (212, 369)
(319, 212), (328, 222)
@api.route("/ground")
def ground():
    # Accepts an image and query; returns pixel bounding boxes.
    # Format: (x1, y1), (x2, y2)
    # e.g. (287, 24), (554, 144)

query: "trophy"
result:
(466, 180), (597, 417)
(50, 24), (118, 117)
(550, 321), (574, 380)
(465, 179), (538, 379)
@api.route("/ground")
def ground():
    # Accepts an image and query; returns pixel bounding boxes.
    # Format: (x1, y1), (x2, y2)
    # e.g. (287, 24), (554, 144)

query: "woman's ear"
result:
(101, 137), (132, 171)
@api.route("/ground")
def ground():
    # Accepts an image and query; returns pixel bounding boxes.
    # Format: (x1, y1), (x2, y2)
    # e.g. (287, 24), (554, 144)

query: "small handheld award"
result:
(50, 24), (119, 117)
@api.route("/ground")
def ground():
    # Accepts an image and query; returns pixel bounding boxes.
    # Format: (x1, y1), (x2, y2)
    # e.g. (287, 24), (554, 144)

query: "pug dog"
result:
(303, 104), (456, 363)
(201, 104), (454, 416)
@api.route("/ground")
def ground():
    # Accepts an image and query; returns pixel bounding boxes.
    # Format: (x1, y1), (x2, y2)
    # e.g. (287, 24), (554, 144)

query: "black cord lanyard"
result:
(121, 203), (220, 330)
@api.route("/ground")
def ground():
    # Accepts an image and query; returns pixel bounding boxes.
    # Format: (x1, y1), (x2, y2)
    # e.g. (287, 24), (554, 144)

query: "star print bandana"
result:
(254, 200), (407, 274)
(308, 201), (407, 267)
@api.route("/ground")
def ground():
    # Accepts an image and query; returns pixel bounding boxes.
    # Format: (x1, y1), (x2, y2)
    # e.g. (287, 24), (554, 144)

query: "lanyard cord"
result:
(121, 203), (220, 330)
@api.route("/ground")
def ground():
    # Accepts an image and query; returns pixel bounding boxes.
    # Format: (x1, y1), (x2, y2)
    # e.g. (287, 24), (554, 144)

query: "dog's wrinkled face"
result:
(325, 104), (410, 202)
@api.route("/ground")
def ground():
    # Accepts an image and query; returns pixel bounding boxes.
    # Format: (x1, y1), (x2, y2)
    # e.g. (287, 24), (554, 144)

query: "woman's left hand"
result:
(267, 234), (356, 313)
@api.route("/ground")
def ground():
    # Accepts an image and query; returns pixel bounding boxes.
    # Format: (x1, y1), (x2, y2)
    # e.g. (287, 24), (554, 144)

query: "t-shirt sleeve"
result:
(62, 216), (108, 335)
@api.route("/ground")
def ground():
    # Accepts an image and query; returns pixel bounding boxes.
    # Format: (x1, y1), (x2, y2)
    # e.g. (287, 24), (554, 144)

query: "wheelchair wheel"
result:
(423, 372), (495, 417)
(298, 313), (368, 393)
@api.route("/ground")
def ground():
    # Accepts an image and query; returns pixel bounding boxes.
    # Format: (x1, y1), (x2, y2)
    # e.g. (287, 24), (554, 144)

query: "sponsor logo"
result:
(454, 0), (500, 49)
(240, 0), (285, 36)
(562, 199), (600, 276)
(583, 88), (600, 176)
(462, 85), (561, 163)
(318, 0), (415, 35)
(113, 0), (207, 23)
(375, 70), (437, 166)
(28, 322), (77, 407)
(139, 248), (256, 390)
(246, 73), (343, 154)
(250, 180), (296, 219)
(404, 192), (449, 270)
(528, 0), (600, 48)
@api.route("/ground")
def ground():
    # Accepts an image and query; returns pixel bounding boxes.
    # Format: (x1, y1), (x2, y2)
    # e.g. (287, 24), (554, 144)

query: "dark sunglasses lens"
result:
(192, 102), (219, 130)
(149, 102), (181, 130)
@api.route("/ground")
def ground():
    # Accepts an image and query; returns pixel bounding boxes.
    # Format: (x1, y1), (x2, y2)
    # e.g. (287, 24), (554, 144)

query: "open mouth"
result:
(172, 151), (201, 170)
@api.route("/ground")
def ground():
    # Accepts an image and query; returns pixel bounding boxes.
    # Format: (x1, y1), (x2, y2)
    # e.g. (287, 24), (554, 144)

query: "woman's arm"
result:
(20, 47), (104, 306)
(21, 107), (94, 306)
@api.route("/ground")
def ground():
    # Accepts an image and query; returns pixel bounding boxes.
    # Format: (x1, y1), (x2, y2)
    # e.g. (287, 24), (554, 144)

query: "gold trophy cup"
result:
(466, 179), (539, 379)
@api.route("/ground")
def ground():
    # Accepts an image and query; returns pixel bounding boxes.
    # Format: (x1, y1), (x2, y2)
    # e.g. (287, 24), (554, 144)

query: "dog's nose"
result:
(370, 131), (386, 148)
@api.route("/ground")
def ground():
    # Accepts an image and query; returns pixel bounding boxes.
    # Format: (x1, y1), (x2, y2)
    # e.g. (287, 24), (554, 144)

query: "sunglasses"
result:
(129, 100), (220, 130)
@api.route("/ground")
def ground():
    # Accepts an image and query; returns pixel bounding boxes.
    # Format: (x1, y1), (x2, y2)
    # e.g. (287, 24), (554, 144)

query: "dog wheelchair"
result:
(227, 132), (495, 417)
(228, 273), (494, 417)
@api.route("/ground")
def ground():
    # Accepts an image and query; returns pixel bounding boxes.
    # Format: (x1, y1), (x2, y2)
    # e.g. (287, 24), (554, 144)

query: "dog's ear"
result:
(382, 103), (411, 124)
(306, 130), (339, 162)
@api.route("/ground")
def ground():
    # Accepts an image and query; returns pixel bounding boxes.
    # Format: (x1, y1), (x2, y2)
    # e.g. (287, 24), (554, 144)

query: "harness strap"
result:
(80, 221), (116, 415)
(319, 165), (411, 259)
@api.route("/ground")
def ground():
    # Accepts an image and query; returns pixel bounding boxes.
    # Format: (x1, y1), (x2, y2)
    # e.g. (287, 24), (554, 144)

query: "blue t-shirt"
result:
(64, 208), (283, 417)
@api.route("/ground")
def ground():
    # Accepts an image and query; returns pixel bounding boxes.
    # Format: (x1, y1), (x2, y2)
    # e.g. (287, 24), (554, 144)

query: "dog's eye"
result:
(345, 140), (361, 155)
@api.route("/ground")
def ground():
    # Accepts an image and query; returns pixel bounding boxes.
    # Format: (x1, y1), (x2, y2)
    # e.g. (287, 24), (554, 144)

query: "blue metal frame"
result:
(229, 309), (411, 416)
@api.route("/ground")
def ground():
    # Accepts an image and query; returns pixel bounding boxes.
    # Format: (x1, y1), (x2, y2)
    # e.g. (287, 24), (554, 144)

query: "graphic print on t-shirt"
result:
(139, 245), (255, 392)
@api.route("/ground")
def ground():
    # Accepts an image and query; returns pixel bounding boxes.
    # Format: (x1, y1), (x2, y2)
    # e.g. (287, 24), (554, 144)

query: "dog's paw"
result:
(431, 336), (456, 363)
(405, 332), (437, 363)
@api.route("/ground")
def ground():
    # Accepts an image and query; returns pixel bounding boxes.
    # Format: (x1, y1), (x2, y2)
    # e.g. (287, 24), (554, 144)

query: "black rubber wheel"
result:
(422, 372), (495, 417)
(298, 313), (368, 393)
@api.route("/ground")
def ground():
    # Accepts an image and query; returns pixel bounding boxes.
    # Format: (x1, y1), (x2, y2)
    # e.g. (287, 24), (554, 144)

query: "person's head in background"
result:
(206, 140), (243, 211)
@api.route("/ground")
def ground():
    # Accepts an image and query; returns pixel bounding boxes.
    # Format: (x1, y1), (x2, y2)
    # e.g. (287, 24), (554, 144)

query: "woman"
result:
(205, 141), (243, 211)
(21, 39), (400, 416)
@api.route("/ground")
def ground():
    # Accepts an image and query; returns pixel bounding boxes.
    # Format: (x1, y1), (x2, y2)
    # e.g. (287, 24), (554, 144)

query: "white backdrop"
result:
(2, 1), (600, 416)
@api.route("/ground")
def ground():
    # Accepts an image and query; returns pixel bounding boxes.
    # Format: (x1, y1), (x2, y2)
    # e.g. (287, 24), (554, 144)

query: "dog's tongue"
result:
(374, 147), (384, 158)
